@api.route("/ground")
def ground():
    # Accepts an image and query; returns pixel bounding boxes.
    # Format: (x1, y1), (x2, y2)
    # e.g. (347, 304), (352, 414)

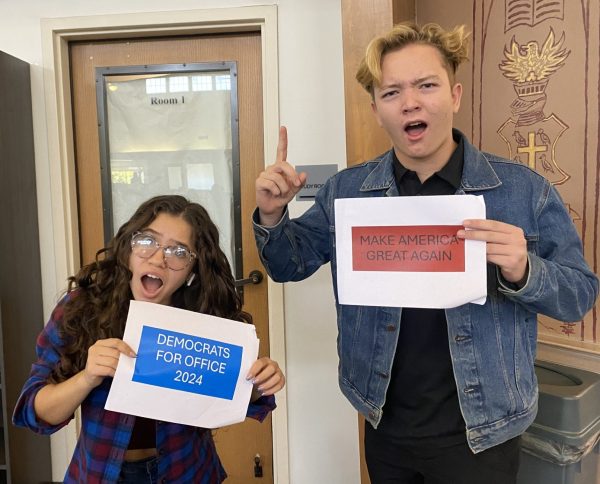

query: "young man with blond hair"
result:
(254, 22), (598, 483)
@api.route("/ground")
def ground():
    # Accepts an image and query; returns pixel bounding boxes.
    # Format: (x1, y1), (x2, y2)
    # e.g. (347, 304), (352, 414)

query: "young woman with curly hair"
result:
(14, 195), (285, 483)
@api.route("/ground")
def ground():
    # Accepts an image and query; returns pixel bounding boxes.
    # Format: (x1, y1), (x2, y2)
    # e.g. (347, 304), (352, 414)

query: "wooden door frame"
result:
(40, 6), (289, 482)
(340, 1), (416, 482)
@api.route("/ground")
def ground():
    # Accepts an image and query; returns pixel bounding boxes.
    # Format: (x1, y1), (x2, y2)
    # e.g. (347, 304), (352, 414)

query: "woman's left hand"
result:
(247, 357), (286, 400)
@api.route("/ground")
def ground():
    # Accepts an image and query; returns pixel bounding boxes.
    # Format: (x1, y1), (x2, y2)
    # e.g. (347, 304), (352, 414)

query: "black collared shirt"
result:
(378, 134), (467, 442)
(392, 135), (464, 196)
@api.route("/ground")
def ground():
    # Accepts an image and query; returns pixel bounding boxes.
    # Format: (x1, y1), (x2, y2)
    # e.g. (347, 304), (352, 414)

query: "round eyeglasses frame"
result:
(130, 232), (196, 271)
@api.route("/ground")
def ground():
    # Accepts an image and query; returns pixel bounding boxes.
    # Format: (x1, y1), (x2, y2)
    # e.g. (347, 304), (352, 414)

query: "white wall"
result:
(278, 3), (361, 483)
(0, 0), (360, 483)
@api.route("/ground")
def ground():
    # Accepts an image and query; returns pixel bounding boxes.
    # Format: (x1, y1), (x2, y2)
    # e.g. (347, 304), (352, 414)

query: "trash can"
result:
(516, 360), (600, 484)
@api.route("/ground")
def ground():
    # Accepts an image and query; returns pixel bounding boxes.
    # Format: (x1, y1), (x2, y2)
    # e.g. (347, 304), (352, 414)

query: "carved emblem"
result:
(497, 28), (571, 185)
(504, 0), (565, 31)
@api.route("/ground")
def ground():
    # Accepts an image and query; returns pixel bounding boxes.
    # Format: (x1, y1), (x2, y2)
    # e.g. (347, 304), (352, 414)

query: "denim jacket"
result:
(253, 130), (599, 453)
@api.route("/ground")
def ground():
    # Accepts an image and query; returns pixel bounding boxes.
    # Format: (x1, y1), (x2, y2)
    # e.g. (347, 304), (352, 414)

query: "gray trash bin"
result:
(516, 360), (600, 484)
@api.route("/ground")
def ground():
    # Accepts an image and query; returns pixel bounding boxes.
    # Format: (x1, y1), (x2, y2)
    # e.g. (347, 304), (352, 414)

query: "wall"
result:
(0, 0), (360, 483)
(278, 3), (361, 483)
(417, 0), (600, 371)
(0, 49), (52, 484)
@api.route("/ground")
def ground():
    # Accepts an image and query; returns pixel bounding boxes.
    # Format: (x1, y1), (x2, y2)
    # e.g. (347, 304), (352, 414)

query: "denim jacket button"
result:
(385, 325), (396, 332)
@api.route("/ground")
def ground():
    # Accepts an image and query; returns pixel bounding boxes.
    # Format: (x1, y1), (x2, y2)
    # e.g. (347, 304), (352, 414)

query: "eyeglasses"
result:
(130, 232), (196, 271)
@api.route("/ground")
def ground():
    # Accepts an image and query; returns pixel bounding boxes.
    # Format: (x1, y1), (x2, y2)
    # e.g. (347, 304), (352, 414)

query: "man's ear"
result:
(371, 99), (384, 127)
(451, 82), (463, 113)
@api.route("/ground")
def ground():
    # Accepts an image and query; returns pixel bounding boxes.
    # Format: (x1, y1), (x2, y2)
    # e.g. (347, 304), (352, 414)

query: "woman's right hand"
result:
(83, 338), (136, 389)
(34, 339), (136, 425)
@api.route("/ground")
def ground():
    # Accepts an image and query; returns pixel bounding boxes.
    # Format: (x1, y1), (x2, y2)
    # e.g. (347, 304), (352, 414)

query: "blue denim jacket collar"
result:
(360, 130), (502, 194)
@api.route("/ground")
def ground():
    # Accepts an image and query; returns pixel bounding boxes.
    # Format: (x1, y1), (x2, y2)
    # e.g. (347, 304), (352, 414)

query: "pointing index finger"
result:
(276, 126), (288, 164)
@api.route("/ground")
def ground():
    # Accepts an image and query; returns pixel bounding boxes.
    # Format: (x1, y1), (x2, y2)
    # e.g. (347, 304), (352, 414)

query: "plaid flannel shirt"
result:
(13, 293), (276, 483)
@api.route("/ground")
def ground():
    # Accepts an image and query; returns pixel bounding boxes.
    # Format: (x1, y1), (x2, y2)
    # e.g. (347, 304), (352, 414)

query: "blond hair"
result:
(356, 22), (470, 94)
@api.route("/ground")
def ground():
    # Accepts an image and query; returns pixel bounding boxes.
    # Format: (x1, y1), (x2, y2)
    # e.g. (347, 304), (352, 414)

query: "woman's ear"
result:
(186, 272), (196, 287)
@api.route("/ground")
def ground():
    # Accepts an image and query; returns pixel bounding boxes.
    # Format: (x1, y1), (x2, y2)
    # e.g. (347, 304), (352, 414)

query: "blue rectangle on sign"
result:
(132, 325), (243, 400)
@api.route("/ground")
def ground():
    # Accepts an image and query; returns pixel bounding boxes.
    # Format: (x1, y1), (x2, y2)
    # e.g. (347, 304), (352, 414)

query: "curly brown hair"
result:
(356, 21), (470, 95)
(52, 195), (250, 382)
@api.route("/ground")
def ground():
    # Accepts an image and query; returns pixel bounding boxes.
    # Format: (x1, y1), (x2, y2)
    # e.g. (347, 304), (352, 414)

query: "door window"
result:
(96, 63), (241, 275)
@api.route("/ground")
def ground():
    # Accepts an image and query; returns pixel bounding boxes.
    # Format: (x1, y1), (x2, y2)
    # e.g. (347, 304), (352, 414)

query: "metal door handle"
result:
(234, 270), (264, 287)
(254, 453), (263, 477)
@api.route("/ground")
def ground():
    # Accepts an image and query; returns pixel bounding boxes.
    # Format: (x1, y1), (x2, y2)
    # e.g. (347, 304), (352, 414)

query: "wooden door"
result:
(69, 32), (272, 482)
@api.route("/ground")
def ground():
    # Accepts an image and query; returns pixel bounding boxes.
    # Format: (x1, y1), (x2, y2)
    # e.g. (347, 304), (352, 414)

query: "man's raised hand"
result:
(256, 126), (307, 226)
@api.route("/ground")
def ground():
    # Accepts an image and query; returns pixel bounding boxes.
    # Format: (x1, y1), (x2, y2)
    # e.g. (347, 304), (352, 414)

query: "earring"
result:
(186, 273), (196, 287)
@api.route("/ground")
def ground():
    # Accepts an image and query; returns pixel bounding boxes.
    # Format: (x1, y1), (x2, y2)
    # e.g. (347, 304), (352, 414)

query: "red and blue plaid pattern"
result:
(13, 293), (276, 483)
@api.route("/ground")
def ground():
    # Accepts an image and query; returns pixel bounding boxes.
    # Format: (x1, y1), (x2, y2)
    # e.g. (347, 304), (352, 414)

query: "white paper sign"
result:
(335, 195), (487, 308)
(105, 300), (259, 428)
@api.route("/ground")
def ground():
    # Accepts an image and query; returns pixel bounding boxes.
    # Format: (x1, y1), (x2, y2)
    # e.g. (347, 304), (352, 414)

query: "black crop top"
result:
(128, 416), (156, 449)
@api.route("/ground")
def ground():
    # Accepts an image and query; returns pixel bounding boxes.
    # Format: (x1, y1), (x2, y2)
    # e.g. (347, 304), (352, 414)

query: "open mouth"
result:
(405, 121), (427, 136)
(141, 274), (164, 294)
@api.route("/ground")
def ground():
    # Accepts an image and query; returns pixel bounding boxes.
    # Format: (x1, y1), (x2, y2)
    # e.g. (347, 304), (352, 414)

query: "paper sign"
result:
(335, 195), (487, 308)
(132, 326), (243, 400)
(352, 225), (465, 272)
(105, 300), (259, 428)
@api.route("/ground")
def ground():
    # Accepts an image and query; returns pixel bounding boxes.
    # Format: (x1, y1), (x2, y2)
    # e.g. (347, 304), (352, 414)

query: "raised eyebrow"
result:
(139, 229), (191, 249)
(379, 75), (440, 91)
(170, 241), (192, 251)
(138, 229), (159, 240)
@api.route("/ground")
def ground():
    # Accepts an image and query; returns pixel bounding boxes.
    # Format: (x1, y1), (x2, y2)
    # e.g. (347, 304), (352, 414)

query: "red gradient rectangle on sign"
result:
(352, 225), (465, 272)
